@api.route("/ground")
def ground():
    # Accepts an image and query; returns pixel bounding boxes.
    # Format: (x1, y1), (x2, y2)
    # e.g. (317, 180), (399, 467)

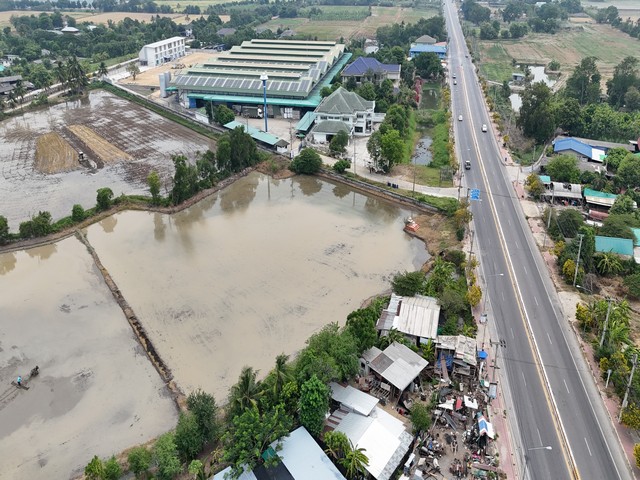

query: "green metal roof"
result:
(223, 120), (288, 147)
(296, 111), (316, 132)
(632, 228), (640, 247)
(583, 188), (617, 199)
(595, 235), (634, 256)
(538, 175), (551, 183)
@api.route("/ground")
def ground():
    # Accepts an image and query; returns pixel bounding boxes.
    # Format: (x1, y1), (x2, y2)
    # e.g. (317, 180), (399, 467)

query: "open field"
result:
(0, 89), (215, 230)
(478, 20), (640, 83)
(0, 237), (178, 480)
(0, 10), (195, 28)
(260, 6), (439, 41)
(583, 0), (640, 21)
(35, 132), (78, 174)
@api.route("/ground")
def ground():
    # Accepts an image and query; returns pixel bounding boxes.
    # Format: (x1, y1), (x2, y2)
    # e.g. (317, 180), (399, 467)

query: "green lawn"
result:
(477, 43), (514, 83)
(416, 165), (454, 187)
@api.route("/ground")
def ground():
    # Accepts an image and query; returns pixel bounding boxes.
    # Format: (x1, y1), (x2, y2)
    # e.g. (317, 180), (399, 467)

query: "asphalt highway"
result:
(443, 2), (633, 479)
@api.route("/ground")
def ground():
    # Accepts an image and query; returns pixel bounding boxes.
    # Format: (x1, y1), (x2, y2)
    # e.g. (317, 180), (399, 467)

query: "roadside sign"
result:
(470, 188), (481, 201)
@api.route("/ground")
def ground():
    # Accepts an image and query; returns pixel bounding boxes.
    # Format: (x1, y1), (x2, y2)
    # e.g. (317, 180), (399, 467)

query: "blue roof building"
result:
(409, 42), (447, 59)
(595, 236), (635, 257)
(553, 137), (606, 162)
(341, 57), (401, 85)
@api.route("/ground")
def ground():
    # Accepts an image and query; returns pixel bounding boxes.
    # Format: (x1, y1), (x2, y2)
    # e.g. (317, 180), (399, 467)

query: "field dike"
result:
(74, 229), (185, 409)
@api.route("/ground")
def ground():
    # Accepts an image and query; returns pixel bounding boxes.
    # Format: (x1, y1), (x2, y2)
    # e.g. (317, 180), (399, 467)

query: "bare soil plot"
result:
(121, 51), (220, 87)
(480, 22), (640, 82)
(35, 132), (79, 174)
(67, 124), (133, 164)
(0, 90), (214, 230)
(0, 236), (178, 480)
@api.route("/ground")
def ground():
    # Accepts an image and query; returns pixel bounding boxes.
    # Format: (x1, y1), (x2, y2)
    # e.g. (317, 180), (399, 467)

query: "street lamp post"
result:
(260, 73), (268, 133)
(522, 446), (552, 480)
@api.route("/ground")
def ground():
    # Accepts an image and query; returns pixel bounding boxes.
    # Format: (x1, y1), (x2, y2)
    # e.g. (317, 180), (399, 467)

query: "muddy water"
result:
(85, 172), (429, 401)
(0, 237), (178, 480)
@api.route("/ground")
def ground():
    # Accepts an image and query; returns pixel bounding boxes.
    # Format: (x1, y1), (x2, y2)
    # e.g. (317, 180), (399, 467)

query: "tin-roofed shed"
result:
(595, 236), (634, 257)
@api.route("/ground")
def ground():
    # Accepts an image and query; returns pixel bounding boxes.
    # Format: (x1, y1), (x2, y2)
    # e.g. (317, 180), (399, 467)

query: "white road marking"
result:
(502, 291), (505, 301)
(564, 379), (570, 394)
(534, 296), (539, 306)
(547, 332), (553, 345)
(537, 428), (543, 445)
(515, 241), (520, 249)
(585, 437), (592, 456)
(522, 371), (527, 387)
(511, 327), (515, 339)
(523, 265), (528, 275)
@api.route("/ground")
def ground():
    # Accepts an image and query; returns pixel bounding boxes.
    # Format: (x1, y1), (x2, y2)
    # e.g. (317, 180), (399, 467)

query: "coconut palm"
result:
(377, 328), (408, 349)
(323, 430), (349, 461)
(606, 318), (631, 349)
(340, 440), (369, 480)
(98, 62), (109, 79)
(228, 366), (260, 418)
(597, 252), (623, 276)
(270, 354), (290, 400)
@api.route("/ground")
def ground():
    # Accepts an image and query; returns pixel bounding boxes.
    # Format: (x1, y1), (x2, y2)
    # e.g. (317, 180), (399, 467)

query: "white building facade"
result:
(139, 36), (186, 66)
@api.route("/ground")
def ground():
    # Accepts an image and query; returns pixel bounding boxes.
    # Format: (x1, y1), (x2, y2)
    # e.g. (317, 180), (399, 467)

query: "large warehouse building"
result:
(170, 39), (351, 120)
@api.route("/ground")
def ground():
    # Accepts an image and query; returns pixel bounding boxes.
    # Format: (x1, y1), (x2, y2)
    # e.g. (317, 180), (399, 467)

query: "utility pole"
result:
(353, 134), (356, 176)
(573, 233), (584, 287)
(599, 297), (613, 349)
(467, 229), (475, 276)
(619, 354), (638, 422)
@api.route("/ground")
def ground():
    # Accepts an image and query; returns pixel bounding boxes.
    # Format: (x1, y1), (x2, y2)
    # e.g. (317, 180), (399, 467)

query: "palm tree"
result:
(228, 366), (260, 417)
(98, 61), (109, 79)
(55, 60), (67, 89)
(270, 353), (290, 401)
(377, 328), (407, 349)
(13, 80), (26, 111)
(340, 440), (369, 480)
(597, 252), (623, 276)
(323, 431), (349, 461)
(606, 318), (630, 349)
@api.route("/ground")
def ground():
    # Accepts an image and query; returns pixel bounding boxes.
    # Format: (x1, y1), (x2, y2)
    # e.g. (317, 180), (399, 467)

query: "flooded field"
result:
(0, 237), (178, 480)
(84, 173), (429, 400)
(0, 90), (214, 230)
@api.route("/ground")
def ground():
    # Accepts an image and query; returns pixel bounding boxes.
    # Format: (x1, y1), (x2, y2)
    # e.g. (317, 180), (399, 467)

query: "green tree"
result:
(329, 130), (349, 155)
(19, 211), (52, 238)
(517, 81), (555, 143)
(104, 456), (122, 480)
(320, 86), (333, 97)
(340, 440), (369, 480)
(565, 56), (601, 105)
(323, 430), (350, 460)
(625, 86), (640, 111)
(147, 171), (162, 205)
(610, 195), (636, 215)
(98, 62), (109, 78)
(299, 374), (330, 437)
(545, 155), (580, 183)
(127, 446), (152, 479)
(425, 257), (456, 296)
(410, 403), (432, 434)
(392, 270), (426, 296)
(600, 215), (635, 239)
(525, 173), (545, 199)
(84, 456), (105, 480)
(621, 403), (640, 429)
(596, 251), (623, 275)
(71, 204), (85, 223)
(175, 412), (204, 462)
(154, 433), (181, 480)
(357, 82), (376, 101)
(171, 155), (199, 205)
(624, 273), (640, 298)
(548, 60), (561, 71)
(414, 52), (443, 78)
(634, 443), (640, 469)
(223, 404), (293, 478)
(96, 187), (114, 211)
(0, 216), (9, 244)
(604, 147), (632, 172)
(187, 389), (219, 443)
(262, 354), (291, 406)
(380, 129), (404, 169)
(616, 155), (640, 190)
(606, 56), (639, 109)
(556, 208), (584, 238)
(127, 62), (141, 80)
(228, 366), (261, 419)
(290, 148), (322, 174)
(188, 459), (207, 480)
(345, 307), (378, 354)
(333, 159), (351, 173)
(214, 105), (235, 125)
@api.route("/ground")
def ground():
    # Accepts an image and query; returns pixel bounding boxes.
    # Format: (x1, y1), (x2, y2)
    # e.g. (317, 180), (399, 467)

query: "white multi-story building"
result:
(139, 37), (186, 67)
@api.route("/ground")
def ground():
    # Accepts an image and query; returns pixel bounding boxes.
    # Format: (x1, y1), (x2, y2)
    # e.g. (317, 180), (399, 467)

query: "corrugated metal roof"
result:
(277, 427), (346, 480)
(631, 228), (640, 247)
(436, 335), (477, 366)
(366, 342), (428, 391)
(409, 44), (447, 54)
(223, 121), (288, 147)
(543, 182), (582, 200)
(539, 175), (551, 183)
(595, 236), (634, 256)
(143, 36), (184, 49)
(295, 111), (316, 132)
(584, 188), (618, 207)
(392, 294), (440, 339)
(342, 57), (400, 76)
(330, 383), (379, 416)
(311, 120), (350, 134)
(333, 407), (410, 480)
(315, 87), (374, 115)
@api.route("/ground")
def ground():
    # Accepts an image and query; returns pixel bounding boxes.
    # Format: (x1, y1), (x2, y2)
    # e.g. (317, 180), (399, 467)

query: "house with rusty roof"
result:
(376, 293), (440, 346)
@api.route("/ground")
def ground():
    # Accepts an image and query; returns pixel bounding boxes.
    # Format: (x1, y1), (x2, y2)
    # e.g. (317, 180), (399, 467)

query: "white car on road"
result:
(482, 124), (487, 132)
(458, 115), (463, 121)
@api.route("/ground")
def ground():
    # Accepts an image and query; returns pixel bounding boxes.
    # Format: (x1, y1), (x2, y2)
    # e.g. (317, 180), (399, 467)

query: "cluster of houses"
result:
(538, 135), (640, 262)
(210, 291), (497, 479)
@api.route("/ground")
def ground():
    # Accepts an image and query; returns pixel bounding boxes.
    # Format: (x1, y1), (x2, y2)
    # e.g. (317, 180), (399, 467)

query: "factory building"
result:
(139, 36), (186, 66)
